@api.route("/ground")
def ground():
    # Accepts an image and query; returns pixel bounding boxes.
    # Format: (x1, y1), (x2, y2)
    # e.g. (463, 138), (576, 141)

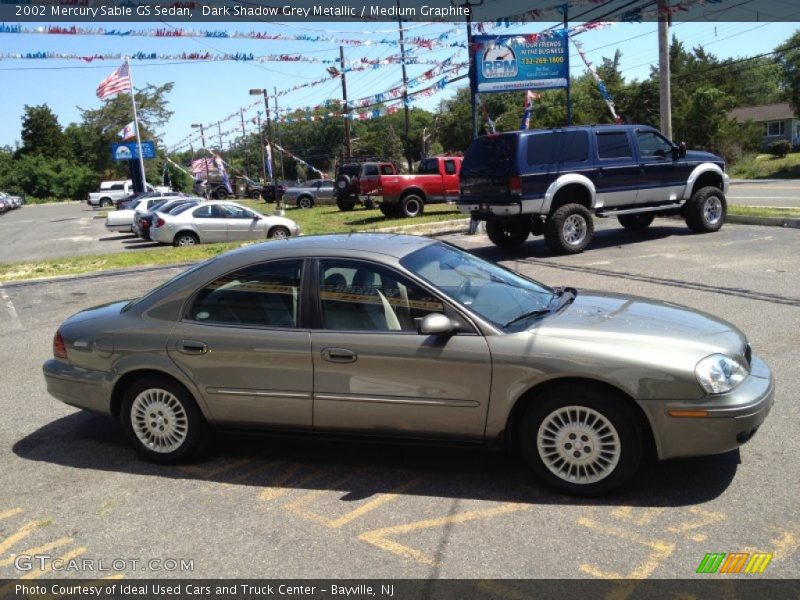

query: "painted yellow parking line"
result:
(577, 517), (675, 580)
(259, 466), (324, 502)
(665, 506), (725, 542)
(0, 508), (22, 521)
(0, 520), (50, 555)
(178, 458), (252, 479)
(359, 502), (530, 566)
(0, 537), (73, 567)
(611, 507), (665, 526)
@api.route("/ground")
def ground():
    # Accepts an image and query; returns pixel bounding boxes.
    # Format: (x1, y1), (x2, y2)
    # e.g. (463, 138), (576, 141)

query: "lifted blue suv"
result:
(458, 125), (729, 254)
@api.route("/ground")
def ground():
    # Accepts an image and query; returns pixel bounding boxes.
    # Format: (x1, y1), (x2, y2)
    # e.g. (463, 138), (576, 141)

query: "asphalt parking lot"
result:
(0, 220), (798, 584)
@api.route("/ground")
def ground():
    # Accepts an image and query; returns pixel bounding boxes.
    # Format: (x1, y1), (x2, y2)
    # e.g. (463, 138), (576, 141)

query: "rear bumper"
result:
(105, 222), (132, 233)
(43, 359), (112, 415)
(647, 355), (774, 460)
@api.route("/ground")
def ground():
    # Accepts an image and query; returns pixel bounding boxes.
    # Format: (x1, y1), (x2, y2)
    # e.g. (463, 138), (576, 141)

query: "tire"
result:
(268, 226), (290, 240)
(336, 198), (356, 212)
(250, 190), (261, 200)
(399, 194), (424, 218)
(617, 213), (655, 231)
(120, 375), (209, 464)
(99, 198), (112, 208)
(296, 195), (314, 209)
(684, 186), (726, 233)
(214, 188), (228, 200)
(486, 219), (529, 248)
(173, 232), (199, 247)
(336, 174), (351, 192)
(379, 203), (399, 218)
(518, 383), (643, 495)
(544, 203), (594, 255)
(363, 197), (375, 210)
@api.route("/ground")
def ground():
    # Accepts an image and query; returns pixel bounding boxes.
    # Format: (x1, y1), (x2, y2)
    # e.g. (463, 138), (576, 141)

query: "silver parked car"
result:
(43, 234), (773, 494)
(283, 179), (335, 209)
(149, 200), (301, 246)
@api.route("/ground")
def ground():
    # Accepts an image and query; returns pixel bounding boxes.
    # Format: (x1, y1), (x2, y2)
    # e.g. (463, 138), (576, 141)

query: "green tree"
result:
(17, 104), (69, 159)
(776, 31), (800, 116)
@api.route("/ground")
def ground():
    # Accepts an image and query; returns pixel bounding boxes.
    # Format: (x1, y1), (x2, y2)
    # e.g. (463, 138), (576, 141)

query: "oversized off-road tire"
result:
(120, 375), (209, 464)
(486, 219), (529, 248)
(379, 203), (399, 218)
(296, 195), (314, 209)
(544, 203), (594, 254)
(684, 186), (726, 233)
(336, 198), (356, 212)
(399, 194), (424, 218)
(518, 382), (643, 495)
(618, 213), (655, 231)
(173, 231), (199, 247)
(268, 226), (290, 240)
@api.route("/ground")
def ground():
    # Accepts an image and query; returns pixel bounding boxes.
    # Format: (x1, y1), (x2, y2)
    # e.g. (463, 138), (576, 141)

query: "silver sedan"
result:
(283, 179), (335, 209)
(149, 200), (301, 246)
(42, 234), (773, 495)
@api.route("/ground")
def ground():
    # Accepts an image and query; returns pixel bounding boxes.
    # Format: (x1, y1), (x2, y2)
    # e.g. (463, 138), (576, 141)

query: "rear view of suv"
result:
(459, 125), (729, 254)
(334, 160), (397, 211)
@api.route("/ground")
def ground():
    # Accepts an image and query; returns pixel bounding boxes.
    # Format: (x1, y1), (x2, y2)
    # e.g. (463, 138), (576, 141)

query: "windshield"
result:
(401, 243), (555, 331)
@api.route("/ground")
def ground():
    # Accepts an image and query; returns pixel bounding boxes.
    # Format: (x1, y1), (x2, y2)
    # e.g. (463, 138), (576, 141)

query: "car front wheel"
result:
(120, 376), (208, 463)
(519, 384), (642, 495)
(297, 195), (314, 209)
(685, 186), (726, 233)
(268, 226), (290, 239)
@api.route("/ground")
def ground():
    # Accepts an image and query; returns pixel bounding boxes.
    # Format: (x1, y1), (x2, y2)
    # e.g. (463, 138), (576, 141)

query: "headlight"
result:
(695, 354), (748, 394)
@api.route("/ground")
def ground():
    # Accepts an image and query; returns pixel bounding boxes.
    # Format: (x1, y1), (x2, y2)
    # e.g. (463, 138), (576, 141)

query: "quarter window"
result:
(319, 260), (444, 332)
(189, 261), (302, 328)
(597, 132), (633, 159)
(526, 132), (557, 165)
(555, 131), (589, 163)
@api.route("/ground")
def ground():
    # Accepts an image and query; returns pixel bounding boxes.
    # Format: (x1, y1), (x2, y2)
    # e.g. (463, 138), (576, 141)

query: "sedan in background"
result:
(0, 191), (23, 209)
(43, 234), (773, 495)
(283, 179), (335, 209)
(150, 200), (300, 246)
(106, 195), (182, 233)
(133, 198), (201, 240)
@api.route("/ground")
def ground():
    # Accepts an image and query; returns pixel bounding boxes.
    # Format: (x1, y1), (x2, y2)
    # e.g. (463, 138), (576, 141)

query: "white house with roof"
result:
(727, 102), (800, 149)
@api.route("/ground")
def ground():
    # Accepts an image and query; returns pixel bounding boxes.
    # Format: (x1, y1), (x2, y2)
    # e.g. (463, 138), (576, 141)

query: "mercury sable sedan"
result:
(43, 234), (773, 494)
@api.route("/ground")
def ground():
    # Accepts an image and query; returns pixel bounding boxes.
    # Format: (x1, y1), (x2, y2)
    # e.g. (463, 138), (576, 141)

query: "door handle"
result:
(178, 340), (209, 355)
(321, 347), (357, 363)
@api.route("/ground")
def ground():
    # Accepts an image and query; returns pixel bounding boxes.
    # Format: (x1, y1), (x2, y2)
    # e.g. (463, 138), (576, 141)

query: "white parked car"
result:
(105, 195), (180, 233)
(150, 201), (301, 246)
(88, 180), (171, 208)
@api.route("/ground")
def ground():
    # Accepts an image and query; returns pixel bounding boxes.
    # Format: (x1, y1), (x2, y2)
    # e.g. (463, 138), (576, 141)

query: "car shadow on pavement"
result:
(14, 412), (739, 507)
(98, 234), (137, 242)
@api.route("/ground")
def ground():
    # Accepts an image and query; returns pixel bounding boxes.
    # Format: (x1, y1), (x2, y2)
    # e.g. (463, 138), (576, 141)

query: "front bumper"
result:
(647, 354), (774, 460)
(43, 359), (112, 415)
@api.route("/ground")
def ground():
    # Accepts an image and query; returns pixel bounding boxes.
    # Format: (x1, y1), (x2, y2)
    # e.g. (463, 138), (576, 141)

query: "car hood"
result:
(532, 290), (746, 358)
(685, 149), (723, 163)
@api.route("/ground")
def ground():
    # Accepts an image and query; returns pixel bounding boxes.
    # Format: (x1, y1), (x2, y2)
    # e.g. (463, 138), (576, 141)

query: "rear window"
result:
(597, 132), (632, 159)
(555, 131), (589, 163)
(462, 135), (519, 177)
(527, 133), (557, 165)
(362, 164), (379, 176)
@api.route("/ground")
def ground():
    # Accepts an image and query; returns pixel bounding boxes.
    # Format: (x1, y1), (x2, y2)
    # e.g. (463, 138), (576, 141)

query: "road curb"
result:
(727, 214), (800, 228)
(373, 218), (471, 237)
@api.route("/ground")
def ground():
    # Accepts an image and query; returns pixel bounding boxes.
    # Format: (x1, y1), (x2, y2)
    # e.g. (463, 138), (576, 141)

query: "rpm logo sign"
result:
(482, 44), (517, 79)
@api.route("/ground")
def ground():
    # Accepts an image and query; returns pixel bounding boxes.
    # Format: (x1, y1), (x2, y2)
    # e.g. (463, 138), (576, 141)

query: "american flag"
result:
(96, 63), (131, 100)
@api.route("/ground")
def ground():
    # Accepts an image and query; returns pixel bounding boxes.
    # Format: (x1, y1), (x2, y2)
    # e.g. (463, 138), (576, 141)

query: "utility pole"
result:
(274, 87), (285, 180)
(256, 111), (267, 184)
(239, 109), (252, 178)
(396, 0), (412, 170)
(564, 9), (572, 126)
(340, 46), (352, 159)
(451, 0), (482, 139)
(658, 0), (673, 138)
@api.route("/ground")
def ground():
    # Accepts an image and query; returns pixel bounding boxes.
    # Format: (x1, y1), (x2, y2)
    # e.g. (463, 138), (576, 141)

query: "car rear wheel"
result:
(268, 226), (290, 239)
(100, 198), (112, 208)
(545, 203), (594, 254)
(214, 188), (228, 200)
(336, 198), (356, 212)
(120, 375), (208, 463)
(399, 194), (424, 218)
(519, 383), (642, 495)
(486, 219), (529, 248)
(297, 195), (314, 209)
(617, 213), (655, 231)
(685, 186), (726, 233)
(173, 232), (199, 247)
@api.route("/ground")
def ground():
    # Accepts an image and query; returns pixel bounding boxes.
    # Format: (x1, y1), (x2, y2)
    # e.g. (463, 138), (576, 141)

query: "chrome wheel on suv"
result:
(544, 203), (594, 254)
(685, 186), (727, 233)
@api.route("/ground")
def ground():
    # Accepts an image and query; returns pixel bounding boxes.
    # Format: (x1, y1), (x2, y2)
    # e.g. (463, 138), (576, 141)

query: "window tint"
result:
(361, 164), (379, 176)
(193, 205), (223, 219)
(380, 164), (395, 175)
(597, 132), (633, 159)
(556, 131), (589, 163)
(526, 133), (557, 165)
(636, 131), (674, 158)
(190, 261), (302, 328)
(444, 160), (457, 175)
(418, 159), (440, 175)
(222, 205), (256, 219)
(319, 260), (444, 332)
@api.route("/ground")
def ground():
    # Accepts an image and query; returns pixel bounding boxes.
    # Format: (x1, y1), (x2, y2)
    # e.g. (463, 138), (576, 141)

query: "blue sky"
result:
(0, 20), (797, 150)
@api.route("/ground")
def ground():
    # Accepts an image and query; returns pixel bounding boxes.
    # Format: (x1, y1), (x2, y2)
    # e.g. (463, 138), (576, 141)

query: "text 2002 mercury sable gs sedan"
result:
(43, 234), (774, 495)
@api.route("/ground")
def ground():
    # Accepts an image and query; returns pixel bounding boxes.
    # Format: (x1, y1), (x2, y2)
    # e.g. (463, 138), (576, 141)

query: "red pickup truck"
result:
(376, 156), (462, 218)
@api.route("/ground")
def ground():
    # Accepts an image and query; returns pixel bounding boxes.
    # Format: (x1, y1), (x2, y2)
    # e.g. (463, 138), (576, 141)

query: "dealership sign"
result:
(473, 33), (569, 93)
(111, 141), (156, 161)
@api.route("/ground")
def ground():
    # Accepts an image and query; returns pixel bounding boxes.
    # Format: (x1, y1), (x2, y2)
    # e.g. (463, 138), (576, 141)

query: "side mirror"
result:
(417, 313), (455, 336)
(673, 141), (687, 159)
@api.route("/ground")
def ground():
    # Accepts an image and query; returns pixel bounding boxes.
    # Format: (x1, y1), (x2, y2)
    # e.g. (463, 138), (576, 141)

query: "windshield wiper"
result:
(551, 287), (577, 312)
(503, 308), (551, 328)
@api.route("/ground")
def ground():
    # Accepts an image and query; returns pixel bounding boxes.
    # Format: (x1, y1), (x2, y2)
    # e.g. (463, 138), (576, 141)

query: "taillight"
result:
(53, 331), (67, 359)
(142, 220), (150, 229)
(155, 217), (165, 228)
(509, 175), (522, 196)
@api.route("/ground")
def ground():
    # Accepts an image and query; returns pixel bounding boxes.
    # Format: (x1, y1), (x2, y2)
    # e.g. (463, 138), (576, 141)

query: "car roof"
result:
(228, 233), (437, 261)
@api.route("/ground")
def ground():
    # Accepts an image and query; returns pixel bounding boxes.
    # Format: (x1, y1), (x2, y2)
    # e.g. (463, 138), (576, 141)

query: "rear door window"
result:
(526, 133), (557, 166)
(418, 159), (440, 175)
(444, 160), (457, 175)
(597, 132), (633, 159)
